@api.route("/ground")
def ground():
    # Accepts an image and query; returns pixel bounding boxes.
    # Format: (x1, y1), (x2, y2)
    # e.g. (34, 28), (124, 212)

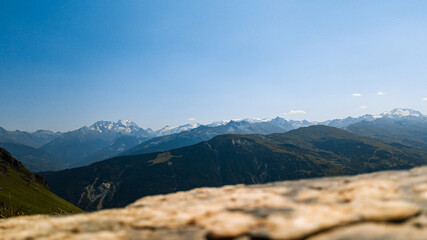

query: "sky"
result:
(1, 0), (427, 132)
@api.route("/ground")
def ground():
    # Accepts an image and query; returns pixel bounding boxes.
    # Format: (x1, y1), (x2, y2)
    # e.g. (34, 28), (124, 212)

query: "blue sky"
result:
(1, 0), (427, 131)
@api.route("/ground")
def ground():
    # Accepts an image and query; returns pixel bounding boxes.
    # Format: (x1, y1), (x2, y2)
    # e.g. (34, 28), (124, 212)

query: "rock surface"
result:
(2, 167), (427, 240)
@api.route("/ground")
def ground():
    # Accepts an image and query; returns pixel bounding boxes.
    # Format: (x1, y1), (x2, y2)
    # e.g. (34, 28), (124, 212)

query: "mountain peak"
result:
(153, 123), (201, 137)
(117, 120), (136, 127)
(374, 108), (424, 119)
(89, 120), (141, 134)
(241, 117), (273, 123)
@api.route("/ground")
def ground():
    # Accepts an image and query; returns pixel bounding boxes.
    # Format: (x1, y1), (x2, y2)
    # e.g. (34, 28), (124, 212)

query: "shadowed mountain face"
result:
(40, 121), (152, 167)
(40, 127), (117, 167)
(41, 126), (427, 211)
(0, 142), (65, 172)
(72, 135), (146, 168)
(0, 148), (82, 217)
(0, 128), (65, 172)
(123, 118), (312, 156)
(2, 118), (310, 170)
(120, 108), (427, 162)
(74, 118), (313, 168)
(347, 118), (427, 149)
(0, 127), (62, 148)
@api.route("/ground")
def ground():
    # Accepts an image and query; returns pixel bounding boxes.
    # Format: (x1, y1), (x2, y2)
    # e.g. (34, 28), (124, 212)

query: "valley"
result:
(2, 109), (427, 213)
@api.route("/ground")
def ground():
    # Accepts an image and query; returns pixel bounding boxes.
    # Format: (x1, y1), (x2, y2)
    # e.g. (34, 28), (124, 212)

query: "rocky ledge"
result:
(2, 167), (427, 240)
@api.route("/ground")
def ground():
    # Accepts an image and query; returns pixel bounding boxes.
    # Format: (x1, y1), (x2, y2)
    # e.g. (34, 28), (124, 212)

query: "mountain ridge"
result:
(0, 148), (82, 217)
(41, 125), (427, 211)
(2, 108), (426, 170)
(0, 142), (65, 172)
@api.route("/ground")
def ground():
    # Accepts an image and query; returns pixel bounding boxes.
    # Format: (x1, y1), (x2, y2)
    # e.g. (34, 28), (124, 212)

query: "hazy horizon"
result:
(1, 1), (427, 132)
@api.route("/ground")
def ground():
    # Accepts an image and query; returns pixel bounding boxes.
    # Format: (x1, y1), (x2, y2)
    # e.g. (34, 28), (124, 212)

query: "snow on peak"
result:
(89, 120), (141, 134)
(89, 121), (114, 132)
(207, 118), (273, 127)
(375, 108), (423, 119)
(207, 120), (232, 127)
(242, 117), (273, 123)
(154, 123), (201, 136)
(117, 120), (134, 127)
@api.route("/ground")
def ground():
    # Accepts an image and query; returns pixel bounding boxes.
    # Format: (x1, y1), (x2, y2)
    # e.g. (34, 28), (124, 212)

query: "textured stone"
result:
(1, 167), (427, 239)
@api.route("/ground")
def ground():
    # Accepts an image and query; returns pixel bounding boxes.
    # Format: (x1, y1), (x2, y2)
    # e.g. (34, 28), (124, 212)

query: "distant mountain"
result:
(0, 148), (82, 218)
(0, 121), (205, 169)
(88, 120), (150, 137)
(152, 123), (201, 137)
(373, 108), (425, 120)
(41, 125), (427, 211)
(0, 127), (62, 148)
(321, 108), (426, 128)
(321, 115), (376, 128)
(40, 120), (152, 167)
(206, 117), (273, 127)
(4, 108), (427, 170)
(79, 123), (203, 165)
(124, 108), (427, 158)
(71, 135), (147, 168)
(0, 143), (66, 172)
(346, 110), (427, 149)
(124, 117), (313, 157)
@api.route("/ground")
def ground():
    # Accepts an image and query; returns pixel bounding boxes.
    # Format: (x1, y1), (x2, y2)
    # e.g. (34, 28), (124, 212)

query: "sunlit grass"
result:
(0, 166), (83, 218)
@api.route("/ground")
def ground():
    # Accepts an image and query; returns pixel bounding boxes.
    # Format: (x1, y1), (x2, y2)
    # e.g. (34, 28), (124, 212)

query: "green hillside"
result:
(0, 148), (83, 218)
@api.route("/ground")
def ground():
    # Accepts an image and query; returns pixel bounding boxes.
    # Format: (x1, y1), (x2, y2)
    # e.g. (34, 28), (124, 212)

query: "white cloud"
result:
(284, 110), (306, 115)
(187, 117), (196, 121)
(352, 93), (362, 97)
(359, 106), (368, 109)
(423, 97), (427, 102)
(377, 91), (385, 95)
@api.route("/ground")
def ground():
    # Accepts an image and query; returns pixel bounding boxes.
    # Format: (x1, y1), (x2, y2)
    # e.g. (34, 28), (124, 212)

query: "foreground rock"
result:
(2, 167), (427, 240)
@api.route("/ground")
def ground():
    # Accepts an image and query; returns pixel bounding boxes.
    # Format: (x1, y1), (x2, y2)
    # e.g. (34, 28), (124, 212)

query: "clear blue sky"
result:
(1, 0), (427, 132)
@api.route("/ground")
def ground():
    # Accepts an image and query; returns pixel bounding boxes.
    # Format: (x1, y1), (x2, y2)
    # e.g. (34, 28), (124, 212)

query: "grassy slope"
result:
(0, 149), (83, 218)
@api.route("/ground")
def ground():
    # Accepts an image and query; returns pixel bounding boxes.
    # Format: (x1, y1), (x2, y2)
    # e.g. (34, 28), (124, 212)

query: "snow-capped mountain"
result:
(207, 118), (273, 127)
(125, 117), (315, 156)
(321, 108), (426, 128)
(321, 115), (375, 128)
(345, 108), (427, 150)
(4, 107), (427, 170)
(206, 120), (231, 127)
(373, 108), (425, 119)
(153, 123), (201, 137)
(184, 108), (425, 132)
(40, 120), (153, 167)
(89, 120), (143, 135)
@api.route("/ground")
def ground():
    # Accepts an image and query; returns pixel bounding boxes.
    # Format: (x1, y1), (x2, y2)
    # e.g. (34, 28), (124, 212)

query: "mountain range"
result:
(39, 120), (152, 167)
(346, 109), (427, 149)
(0, 127), (62, 148)
(1, 108), (427, 212)
(1, 108), (426, 172)
(40, 125), (427, 211)
(122, 118), (312, 155)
